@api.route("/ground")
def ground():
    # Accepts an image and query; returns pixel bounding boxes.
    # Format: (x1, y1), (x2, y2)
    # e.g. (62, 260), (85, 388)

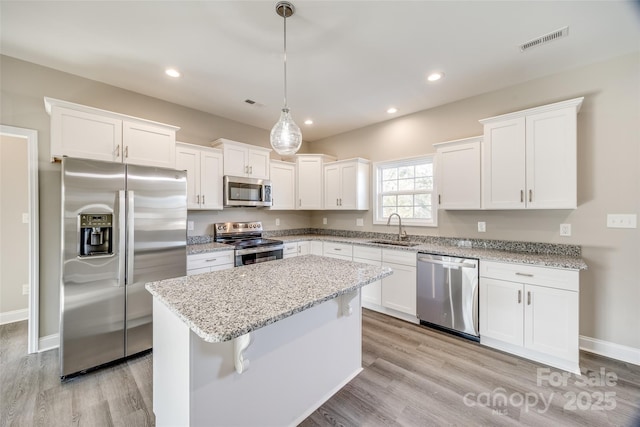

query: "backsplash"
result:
(189, 228), (581, 257)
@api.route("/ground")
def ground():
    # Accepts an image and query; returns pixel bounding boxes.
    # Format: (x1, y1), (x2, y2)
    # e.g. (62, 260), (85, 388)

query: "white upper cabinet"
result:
(269, 160), (296, 210)
(176, 143), (223, 210)
(324, 158), (370, 210)
(211, 138), (271, 180)
(435, 136), (482, 210)
(293, 154), (336, 210)
(45, 97), (178, 168)
(480, 97), (583, 210)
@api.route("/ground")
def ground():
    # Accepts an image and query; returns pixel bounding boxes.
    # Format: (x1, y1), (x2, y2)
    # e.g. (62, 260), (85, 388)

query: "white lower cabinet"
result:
(187, 251), (234, 276)
(297, 241), (310, 256)
(381, 250), (417, 317)
(283, 242), (299, 259)
(353, 246), (383, 306)
(479, 261), (579, 373)
(310, 241), (323, 256)
(322, 242), (353, 261)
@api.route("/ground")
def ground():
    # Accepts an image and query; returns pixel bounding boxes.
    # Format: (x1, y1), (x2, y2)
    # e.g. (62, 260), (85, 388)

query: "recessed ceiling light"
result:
(387, 107), (398, 114)
(304, 119), (313, 125)
(165, 68), (181, 78)
(427, 72), (444, 82)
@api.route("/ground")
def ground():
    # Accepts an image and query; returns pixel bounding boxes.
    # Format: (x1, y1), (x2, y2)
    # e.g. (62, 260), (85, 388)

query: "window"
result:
(374, 155), (437, 226)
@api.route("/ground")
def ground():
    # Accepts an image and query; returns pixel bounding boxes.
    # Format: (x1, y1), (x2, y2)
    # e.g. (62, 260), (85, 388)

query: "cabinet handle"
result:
(202, 195), (205, 204)
(520, 190), (524, 203)
(299, 199), (302, 207)
(250, 166), (253, 174)
(206, 258), (217, 262)
(529, 189), (533, 203)
(115, 144), (121, 158)
(334, 248), (342, 251)
(336, 198), (339, 206)
(438, 194), (441, 205)
(340, 198), (342, 206)
(197, 194), (200, 204)
(518, 290), (522, 304)
(515, 272), (534, 277)
(527, 291), (532, 305)
(124, 146), (129, 158)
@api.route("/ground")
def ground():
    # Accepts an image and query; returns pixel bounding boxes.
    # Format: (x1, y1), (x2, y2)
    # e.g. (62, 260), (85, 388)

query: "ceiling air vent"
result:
(520, 26), (569, 52)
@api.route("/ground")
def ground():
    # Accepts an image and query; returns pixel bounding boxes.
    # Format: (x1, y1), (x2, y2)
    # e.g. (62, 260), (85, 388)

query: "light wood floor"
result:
(1, 310), (639, 427)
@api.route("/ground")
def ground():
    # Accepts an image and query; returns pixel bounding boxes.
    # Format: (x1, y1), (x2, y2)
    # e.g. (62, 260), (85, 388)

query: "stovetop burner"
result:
(213, 221), (283, 249)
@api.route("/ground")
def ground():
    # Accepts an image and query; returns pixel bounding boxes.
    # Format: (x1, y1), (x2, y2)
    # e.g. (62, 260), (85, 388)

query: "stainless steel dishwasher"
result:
(417, 253), (479, 341)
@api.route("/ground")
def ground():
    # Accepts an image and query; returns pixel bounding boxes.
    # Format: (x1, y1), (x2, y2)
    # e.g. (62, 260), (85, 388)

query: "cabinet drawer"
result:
(283, 243), (298, 256)
(353, 245), (382, 261)
(480, 261), (578, 292)
(382, 249), (416, 267)
(323, 242), (353, 258)
(187, 251), (234, 270)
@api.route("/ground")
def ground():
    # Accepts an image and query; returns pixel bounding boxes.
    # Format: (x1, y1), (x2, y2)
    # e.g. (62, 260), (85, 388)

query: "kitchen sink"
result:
(368, 239), (420, 247)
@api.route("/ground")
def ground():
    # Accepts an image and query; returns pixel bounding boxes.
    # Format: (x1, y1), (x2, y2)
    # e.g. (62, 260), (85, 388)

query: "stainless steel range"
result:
(214, 221), (284, 267)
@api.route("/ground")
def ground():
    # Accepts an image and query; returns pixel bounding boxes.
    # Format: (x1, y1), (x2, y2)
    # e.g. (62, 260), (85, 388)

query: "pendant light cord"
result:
(283, 7), (288, 109)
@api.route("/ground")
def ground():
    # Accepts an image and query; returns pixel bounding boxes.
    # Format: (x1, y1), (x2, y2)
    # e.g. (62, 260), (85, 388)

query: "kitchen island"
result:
(145, 255), (392, 427)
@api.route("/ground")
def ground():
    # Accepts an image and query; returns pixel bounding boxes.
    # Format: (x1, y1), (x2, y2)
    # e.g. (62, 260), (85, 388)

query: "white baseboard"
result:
(580, 335), (640, 366)
(0, 308), (28, 325)
(38, 333), (59, 352)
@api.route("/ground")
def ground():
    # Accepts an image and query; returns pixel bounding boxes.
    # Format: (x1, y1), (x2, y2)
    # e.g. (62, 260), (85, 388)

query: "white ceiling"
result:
(1, 1), (639, 141)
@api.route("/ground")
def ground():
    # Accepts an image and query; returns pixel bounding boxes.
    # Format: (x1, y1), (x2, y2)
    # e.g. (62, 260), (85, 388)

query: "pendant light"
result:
(270, 1), (302, 156)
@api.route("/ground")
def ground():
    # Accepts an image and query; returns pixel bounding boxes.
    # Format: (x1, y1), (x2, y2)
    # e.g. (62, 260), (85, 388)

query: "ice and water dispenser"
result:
(79, 213), (113, 257)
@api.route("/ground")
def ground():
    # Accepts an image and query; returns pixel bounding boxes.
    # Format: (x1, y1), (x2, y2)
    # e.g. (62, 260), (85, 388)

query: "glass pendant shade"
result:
(270, 108), (302, 155)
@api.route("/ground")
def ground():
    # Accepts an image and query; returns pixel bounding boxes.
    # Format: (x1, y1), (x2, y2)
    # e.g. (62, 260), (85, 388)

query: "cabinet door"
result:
(223, 145), (249, 177)
(248, 149), (270, 179)
(324, 164), (341, 209)
(479, 278), (523, 346)
(525, 107), (577, 209)
(355, 257), (382, 306)
(310, 241), (323, 255)
(297, 157), (324, 209)
(338, 163), (359, 209)
(200, 150), (223, 210)
(270, 161), (296, 210)
(175, 146), (201, 209)
(283, 242), (298, 259)
(297, 241), (310, 256)
(524, 284), (578, 362)
(381, 262), (416, 316)
(51, 106), (121, 162)
(482, 118), (526, 209)
(437, 140), (481, 209)
(123, 121), (175, 168)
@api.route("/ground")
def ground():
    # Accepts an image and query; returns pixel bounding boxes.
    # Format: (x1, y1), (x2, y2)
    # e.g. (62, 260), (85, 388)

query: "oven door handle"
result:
(235, 244), (284, 256)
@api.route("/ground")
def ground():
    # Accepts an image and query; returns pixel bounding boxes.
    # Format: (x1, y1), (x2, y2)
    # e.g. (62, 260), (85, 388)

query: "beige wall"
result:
(1, 52), (638, 352)
(309, 52), (640, 350)
(0, 134), (29, 314)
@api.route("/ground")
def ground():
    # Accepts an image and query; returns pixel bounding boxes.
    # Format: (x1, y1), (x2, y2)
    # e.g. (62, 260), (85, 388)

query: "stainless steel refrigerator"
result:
(60, 157), (187, 378)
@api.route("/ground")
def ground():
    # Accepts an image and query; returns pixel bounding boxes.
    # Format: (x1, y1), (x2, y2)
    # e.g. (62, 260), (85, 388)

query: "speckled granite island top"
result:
(145, 255), (392, 343)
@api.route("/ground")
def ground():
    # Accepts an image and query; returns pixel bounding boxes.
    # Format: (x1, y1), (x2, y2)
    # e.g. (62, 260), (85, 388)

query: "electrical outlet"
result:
(560, 223), (572, 237)
(187, 221), (194, 231)
(275, 218), (280, 226)
(323, 218), (327, 225)
(356, 218), (364, 227)
(22, 213), (29, 224)
(22, 284), (29, 295)
(477, 221), (486, 232)
(607, 214), (637, 229)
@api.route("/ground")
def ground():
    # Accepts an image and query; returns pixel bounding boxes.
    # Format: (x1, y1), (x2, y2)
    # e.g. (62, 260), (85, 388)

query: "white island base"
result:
(152, 291), (363, 427)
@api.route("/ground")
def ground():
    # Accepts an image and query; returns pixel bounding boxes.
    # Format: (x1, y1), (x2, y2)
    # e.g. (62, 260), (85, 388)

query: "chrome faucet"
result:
(386, 213), (408, 241)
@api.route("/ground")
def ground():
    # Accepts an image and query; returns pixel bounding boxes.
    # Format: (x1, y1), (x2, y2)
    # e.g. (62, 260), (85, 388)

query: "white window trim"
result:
(373, 155), (438, 227)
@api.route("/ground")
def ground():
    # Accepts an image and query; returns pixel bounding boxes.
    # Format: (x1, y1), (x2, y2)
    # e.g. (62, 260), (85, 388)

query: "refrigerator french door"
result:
(60, 157), (187, 378)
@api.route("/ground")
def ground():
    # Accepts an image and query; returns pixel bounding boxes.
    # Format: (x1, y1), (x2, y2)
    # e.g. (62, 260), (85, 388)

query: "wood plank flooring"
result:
(2, 310), (639, 426)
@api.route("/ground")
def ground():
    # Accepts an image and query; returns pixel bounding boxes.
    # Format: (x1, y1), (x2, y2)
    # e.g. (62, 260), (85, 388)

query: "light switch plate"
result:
(275, 218), (280, 226)
(356, 218), (364, 227)
(323, 218), (327, 225)
(22, 213), (29, 224)
(477, 221), (486, 232)
(187, 221), (194, 231)
(22, 284), (29, 295)
(560, 223), (572, 236)
(607, 214), (637, 229)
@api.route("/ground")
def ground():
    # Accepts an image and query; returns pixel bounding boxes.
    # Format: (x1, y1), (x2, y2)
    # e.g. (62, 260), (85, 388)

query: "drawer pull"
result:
(520, 190), (524, 203)
(527, 291), (532, 305)
(334, 248), (342, 251)
(206, 258), (217, 262)
(518, 290), (522, 304)
(515, 272), (534, 277)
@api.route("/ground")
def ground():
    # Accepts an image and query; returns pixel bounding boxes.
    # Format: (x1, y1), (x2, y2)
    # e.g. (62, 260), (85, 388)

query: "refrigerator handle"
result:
(126, 190), (135, 285)
(118, 190), (126, 287)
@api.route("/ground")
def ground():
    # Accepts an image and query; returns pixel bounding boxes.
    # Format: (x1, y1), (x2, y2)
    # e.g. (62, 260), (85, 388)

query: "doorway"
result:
(0, 125), (39, 353)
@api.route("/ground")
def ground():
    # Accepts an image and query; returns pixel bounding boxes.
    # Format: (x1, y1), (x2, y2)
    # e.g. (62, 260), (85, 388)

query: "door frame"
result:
(0, 125), (39, 353)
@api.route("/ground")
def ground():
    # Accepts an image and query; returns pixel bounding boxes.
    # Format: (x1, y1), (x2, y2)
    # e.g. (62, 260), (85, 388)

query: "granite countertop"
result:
(146, 255), (392, 343)
(187, 241), (232, 255)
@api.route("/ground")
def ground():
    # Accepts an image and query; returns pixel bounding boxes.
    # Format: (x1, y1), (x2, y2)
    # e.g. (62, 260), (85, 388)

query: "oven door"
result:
(235, 245), (283, 267)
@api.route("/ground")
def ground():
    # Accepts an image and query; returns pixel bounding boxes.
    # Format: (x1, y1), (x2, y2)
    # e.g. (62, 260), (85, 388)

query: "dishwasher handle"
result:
(417, 256), (477, 270)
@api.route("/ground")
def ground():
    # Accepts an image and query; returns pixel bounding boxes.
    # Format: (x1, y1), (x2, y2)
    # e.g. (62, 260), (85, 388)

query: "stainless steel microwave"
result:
(223, 175), (272, 207)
